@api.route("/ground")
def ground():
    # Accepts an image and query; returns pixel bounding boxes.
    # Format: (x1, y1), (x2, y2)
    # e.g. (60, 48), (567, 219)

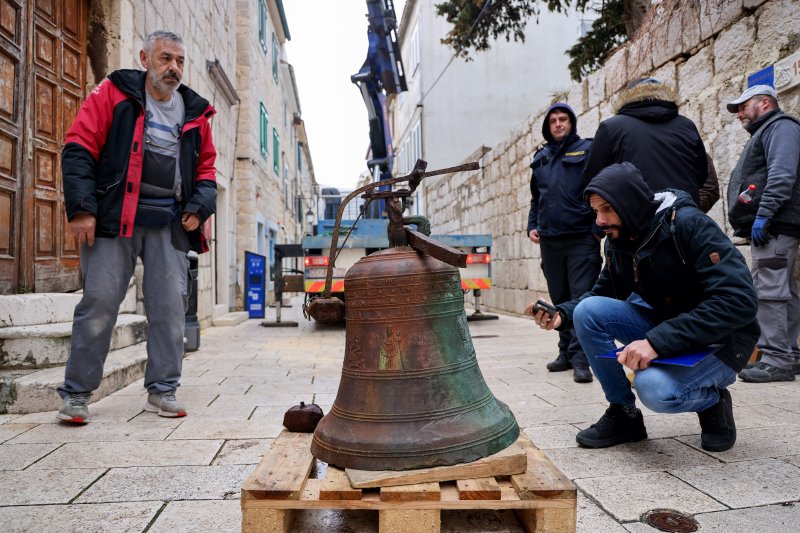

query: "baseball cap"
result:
(726, 84), (777, 113)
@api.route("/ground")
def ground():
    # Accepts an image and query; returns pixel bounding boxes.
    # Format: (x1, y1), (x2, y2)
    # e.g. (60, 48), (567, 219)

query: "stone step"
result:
(0, 293), (83, 327)
(212, 311), (250, 327)
(0, 314), (147, 368)
(3, 341), (148, 414)
(0, 286), (136, 328)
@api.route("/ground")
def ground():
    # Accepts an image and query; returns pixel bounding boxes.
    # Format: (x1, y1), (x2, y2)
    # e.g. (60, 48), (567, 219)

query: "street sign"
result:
(774, 51), (800, 93)
(245, 251), (266, 319)
(747, 65), (773, 88)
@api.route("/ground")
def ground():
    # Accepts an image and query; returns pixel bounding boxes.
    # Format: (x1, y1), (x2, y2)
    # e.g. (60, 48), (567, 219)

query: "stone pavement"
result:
(1, 299), (800, 532)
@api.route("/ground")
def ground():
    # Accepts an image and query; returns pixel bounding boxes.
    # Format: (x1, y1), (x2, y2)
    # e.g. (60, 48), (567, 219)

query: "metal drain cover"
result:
(641, 509), (699, 532)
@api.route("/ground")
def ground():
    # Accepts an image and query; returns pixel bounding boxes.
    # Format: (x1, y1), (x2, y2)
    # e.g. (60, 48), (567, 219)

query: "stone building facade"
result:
(233, 0), (315, 310)
(420, 0), (800, 316)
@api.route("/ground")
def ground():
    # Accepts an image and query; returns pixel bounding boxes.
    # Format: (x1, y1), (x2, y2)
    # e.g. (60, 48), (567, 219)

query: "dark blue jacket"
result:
(527, 103), (594, 237)
(558, 164), (759, 372)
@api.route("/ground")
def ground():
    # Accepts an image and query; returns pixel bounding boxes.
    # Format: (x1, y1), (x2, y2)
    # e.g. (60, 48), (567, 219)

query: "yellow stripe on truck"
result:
(461, 278), (491, 289)
(304, 280), (346, 293)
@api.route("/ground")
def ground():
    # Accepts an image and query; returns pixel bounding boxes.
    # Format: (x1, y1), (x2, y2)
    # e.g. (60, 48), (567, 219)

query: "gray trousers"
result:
(59, 225), (189, 397)
(751, 234), (800, 369)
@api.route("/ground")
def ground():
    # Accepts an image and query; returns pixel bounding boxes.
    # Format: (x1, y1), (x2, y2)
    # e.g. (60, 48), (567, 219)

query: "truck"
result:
(299, 0), (495, 323)
(301, 188), (495, 322)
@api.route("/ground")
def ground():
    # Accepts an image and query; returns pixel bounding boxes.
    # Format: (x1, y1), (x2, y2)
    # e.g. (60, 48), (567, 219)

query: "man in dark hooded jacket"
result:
(583, 78), (709, 205)
(527, 163), (759, 452)
(527, 103), (600, 383)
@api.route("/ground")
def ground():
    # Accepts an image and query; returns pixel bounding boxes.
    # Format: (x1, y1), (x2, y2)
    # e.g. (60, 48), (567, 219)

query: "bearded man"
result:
(57, 30), (217, 423)
(528, 163), (759, 452)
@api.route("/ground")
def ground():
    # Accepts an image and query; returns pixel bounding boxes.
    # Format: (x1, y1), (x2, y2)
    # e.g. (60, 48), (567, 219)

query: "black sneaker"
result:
(573, 364), (593, 383)
(546, 353), (572, 372)
(576, 404), (647, 448)
(738, 362), (795, 383)
(793, 362), (800, 376)
(697, 388), (736, 452)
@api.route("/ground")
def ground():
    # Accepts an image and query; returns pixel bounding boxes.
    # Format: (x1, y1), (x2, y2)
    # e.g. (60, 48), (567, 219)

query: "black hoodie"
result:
(582, 82), (708, 204)
(527, 103), (594, 237)
(559, 163), (759, 372)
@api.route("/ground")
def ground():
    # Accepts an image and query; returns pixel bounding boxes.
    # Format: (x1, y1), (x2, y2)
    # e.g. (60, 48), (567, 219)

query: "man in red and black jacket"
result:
(57, 30), (217, 424)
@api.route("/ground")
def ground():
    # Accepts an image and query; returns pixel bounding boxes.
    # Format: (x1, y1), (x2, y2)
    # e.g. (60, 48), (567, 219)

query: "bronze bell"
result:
(311, 241), (519, 470)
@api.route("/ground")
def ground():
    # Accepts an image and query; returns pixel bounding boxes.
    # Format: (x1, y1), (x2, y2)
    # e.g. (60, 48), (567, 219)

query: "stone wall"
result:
(422, 0), (800, 316)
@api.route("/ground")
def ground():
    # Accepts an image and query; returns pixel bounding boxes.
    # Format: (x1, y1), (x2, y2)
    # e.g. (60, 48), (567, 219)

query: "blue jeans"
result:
(573, 296), (737, 413)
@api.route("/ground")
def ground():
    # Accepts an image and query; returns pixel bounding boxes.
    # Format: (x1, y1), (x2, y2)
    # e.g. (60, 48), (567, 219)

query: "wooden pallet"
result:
(241, 430), (576, 533)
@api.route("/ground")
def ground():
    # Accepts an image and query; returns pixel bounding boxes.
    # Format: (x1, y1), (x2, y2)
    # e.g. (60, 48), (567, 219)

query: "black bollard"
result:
(185, 250), (200, 351)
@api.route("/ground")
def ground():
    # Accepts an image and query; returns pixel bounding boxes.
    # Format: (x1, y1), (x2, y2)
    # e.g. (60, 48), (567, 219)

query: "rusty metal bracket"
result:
(405, 229), (467, 268)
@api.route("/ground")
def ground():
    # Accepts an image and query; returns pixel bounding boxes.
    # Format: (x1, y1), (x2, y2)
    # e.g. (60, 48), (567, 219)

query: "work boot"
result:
(546, 353), (572, 372)
(697, 388), (736, 452)
(576, 403), (647, 448)
(738, 362), (795, 383)
(573, 364), (593, 383)
(56, 392), (91, 424)
(145, 391), (187, 418)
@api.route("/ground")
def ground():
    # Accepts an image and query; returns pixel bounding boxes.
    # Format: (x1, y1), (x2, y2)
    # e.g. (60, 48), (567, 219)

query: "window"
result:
(410, 23), (420, 74)
(284, 161), (290, 208)
(411, 120), (422, 165)
(272, 33), (279, 83)
(273, 128), (280, 173)
(258, 0), (267, 53)
(259, 103), (269, 158)
(297, 142), (303, 173)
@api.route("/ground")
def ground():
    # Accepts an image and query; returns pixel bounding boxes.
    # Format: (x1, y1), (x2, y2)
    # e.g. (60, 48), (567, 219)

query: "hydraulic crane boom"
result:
(351, 0), (408, 217)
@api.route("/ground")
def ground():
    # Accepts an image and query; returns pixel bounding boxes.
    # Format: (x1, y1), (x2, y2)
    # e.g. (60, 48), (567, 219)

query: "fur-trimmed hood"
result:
(614, 81), (679, 116)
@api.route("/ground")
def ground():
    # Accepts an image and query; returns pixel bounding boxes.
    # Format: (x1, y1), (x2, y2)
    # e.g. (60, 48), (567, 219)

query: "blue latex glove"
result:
(752, 216), (771, 246)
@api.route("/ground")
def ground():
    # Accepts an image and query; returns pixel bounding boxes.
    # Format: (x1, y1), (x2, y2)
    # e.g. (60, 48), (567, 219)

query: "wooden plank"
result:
(379, 509), (440, 533)
(241, 431), (315, 500)
(456, 477), (501, 500)
(241, 495), (575, 511)
(241, 507), (294, 533)
(347, 437), (527, 488)
(380, 482), (441, 503)
(512, 434), (576, 532)
(511, 434), (576, 499)
(515, 505), (577, 533)
(319, 465), (362, 501)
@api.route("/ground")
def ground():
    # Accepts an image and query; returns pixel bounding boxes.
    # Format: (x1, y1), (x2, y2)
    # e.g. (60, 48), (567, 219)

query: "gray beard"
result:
(149, 70), (181, 96)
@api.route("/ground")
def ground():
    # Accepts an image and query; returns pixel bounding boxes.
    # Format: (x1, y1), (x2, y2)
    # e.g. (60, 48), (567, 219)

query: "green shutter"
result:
(260, 103), (269, 158)
(258, 0), (267, 53)
(272, 33), (279, 83)
(273, 128), (279, 173)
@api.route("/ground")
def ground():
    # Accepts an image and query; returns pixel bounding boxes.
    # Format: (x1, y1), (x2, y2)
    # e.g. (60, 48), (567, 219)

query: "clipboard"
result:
(596, 345), (721, 367)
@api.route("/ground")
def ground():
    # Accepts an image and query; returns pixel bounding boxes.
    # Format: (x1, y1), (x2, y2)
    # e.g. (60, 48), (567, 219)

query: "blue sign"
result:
(747, 65), (774, 88)
(244, 251), (266, 319)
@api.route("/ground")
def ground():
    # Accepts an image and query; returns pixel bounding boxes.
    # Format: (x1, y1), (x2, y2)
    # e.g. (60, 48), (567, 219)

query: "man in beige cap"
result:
(726, 84), (800, 383)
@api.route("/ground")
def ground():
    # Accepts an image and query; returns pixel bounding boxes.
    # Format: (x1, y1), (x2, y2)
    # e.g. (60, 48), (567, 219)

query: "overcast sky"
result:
(283, 0), (407, 190)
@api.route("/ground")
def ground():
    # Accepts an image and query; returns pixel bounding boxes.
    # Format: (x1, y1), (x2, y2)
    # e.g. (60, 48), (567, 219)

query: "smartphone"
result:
(532, 299), (557, 319)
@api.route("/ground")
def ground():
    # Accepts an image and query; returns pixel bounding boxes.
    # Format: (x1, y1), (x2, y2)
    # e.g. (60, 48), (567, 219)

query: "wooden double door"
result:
(0, 0), (87, 293)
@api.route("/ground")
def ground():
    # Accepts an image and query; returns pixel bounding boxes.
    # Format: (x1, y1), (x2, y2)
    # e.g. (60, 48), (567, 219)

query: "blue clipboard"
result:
(597, 345), (721, 367)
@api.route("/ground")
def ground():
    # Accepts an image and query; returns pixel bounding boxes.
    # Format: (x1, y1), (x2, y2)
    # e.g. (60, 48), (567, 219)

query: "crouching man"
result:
(527, 162), (759, 452)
